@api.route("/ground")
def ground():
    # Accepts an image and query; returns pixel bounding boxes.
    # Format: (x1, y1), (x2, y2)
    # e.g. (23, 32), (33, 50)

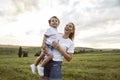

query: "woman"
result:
(43, 22), (75, 80)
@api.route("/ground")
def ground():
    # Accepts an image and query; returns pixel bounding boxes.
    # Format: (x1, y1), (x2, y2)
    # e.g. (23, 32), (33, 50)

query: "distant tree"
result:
(18, 46), (22, 57)
(34, 51), (41, 56)
(80, 49), (85, 53)
(22, 51), (28, 57)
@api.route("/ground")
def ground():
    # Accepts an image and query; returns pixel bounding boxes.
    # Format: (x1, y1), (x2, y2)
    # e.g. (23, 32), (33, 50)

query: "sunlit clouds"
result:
(0, 0), (120, 49)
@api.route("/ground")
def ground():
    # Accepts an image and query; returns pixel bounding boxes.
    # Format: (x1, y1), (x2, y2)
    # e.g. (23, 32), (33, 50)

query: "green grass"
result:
(62, 54), (120, 80)
(0, 47), (120, 80)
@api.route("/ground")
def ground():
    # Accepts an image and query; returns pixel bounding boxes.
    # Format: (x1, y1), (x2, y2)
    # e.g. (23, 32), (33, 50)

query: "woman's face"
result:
(64, 23), (74, 35)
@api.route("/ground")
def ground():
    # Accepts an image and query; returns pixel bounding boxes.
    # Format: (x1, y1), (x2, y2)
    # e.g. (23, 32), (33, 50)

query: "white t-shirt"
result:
(52, 34), (74, 61)
(44, 27), (58, 46)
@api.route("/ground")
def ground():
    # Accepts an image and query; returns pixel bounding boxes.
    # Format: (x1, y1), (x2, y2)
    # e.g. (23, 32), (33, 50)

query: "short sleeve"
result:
(44, 28), (57, 37)
(67, 43), (74, 54)
(44, 28), (52, 37)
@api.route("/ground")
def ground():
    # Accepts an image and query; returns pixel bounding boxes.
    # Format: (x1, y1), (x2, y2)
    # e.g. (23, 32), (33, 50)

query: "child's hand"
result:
(52, 41), (59, 49)
(42, 47), (48, 54)
(40, 45), (45, 51)
(40, 46), (42, 49)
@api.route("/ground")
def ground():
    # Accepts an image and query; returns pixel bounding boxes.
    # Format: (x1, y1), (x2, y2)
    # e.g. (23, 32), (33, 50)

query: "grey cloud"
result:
(12, 0), (40, 14)
(59, 0), (120, 32)
(15, 0), (120, 41)
(0, 0), (40, 17)
(73, 1), (80, 7)
(84, 10), (120, 28)
(80, 36), (120, 48)
(97, 0), (120, 9)
(78, 2), (120, 31)
(25, 30), (33, 35)
(0, 0), (120, 48)
(81, 31), (120, 44)
(98, 33), (120, 40)
(58, 0), (70, 5)
(58, 0), (80, 7)
(0, 0), (40, 23)
(0, 11), (4, 16)
(78, 25), (120, 46)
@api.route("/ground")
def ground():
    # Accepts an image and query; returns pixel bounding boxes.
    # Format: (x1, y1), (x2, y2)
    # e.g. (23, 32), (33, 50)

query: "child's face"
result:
(49, 18), (59, 28)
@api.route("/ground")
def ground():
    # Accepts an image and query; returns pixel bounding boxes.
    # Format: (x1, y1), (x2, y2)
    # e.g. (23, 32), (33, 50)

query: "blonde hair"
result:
(69, 22), (75, 41)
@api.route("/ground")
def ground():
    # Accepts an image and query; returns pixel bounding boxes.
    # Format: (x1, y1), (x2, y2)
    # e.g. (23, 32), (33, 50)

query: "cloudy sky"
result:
(0, 0), (120, 49)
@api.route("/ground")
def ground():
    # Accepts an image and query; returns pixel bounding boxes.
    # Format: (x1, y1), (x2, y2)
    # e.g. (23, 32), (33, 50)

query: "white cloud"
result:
(0, 0), (120, 48)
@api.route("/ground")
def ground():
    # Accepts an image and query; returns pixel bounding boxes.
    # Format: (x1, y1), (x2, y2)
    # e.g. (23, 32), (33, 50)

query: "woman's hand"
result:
(52, 41), (60, 50)
(52, 41), (73, 62)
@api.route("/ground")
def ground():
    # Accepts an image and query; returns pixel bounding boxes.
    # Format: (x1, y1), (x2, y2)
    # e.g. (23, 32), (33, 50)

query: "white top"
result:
(52, 34), (74, 61)
(44, 27), (58, 46)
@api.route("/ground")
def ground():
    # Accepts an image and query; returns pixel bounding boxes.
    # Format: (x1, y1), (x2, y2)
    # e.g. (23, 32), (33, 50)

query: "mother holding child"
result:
(30, 16), (75, 80)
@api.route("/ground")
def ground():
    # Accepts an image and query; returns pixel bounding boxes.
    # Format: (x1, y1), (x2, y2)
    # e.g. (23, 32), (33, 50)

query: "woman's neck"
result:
(63, 34), (69, 39)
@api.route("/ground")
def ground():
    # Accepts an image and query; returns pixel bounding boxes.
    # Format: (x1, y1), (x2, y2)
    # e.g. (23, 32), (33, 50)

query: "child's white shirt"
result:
(44, 27), (58, 46)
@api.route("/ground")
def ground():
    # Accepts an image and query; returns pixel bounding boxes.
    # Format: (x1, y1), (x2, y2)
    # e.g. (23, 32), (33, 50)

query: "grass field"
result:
(0, 46), (120, 80)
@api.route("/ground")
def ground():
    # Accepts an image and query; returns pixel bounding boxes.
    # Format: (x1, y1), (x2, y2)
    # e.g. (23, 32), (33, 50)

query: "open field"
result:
(0, 46), (120, 80)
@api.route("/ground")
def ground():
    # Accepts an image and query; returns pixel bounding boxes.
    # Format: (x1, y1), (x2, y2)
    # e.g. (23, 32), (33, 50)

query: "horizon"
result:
(0, 44), (120, 49)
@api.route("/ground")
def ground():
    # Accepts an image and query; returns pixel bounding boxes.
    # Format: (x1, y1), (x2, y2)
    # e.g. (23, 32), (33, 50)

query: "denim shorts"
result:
(44, 60), (62, 80)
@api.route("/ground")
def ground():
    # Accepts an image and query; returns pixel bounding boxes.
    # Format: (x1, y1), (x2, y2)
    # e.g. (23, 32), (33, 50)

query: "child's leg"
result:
(41, 54), (53, 67)
(34, 52), (45, 66)
(37, 54), (53, 77)
(30, 52), (45, 74)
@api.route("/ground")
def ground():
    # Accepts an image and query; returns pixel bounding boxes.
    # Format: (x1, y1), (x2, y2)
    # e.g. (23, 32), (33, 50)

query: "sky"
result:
(0, 0), (120, 49)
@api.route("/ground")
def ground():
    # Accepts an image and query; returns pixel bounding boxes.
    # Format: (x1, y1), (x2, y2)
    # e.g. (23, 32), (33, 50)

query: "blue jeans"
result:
(44, 60), (62, 80)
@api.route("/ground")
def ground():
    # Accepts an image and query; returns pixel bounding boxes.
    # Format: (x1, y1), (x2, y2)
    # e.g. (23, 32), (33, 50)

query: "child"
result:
(30, 16), (60, 77)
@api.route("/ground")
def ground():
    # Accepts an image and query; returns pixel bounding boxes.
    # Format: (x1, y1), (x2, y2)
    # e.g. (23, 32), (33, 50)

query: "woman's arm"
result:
(57, 46), (73, 61)
(52, 42), (73, 61)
